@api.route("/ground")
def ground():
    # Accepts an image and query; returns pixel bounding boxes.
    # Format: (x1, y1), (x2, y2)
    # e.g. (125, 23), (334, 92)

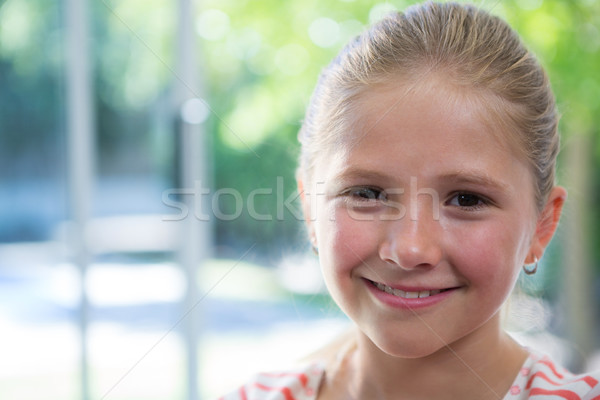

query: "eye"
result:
(342, 186), (387, 202)
(447, 192), (487, 210)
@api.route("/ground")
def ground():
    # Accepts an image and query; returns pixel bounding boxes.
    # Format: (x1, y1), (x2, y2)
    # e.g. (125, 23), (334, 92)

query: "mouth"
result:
(368, 279), (454, 299)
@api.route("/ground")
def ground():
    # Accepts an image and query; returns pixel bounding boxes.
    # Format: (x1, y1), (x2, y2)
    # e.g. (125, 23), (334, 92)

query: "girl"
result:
(220, 2), (600, 399)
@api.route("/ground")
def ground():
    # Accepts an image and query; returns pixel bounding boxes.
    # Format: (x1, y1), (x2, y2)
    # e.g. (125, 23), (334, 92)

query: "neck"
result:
(346, 317), (527, 400)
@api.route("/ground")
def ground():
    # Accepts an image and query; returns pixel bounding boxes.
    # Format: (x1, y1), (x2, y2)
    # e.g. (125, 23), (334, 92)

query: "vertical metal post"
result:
(562, 135), (594, 371)
(176, 0), (210, 399)
(65, 0), (94, 399)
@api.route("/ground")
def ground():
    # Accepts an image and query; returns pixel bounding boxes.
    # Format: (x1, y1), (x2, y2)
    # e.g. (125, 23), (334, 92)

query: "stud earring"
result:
(311, 244), (319, 255)
(523, 256), (538, 275)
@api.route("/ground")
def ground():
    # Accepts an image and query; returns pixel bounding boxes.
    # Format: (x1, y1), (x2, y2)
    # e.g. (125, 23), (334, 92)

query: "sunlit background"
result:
(0, 0), (599, 399)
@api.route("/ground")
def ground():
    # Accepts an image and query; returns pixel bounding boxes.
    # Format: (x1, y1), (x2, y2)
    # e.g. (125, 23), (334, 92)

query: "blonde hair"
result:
(298, 1), (559, 211)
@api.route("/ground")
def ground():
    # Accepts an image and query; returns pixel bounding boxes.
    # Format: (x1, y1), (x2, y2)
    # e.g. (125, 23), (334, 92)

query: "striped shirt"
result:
(218, 352), (600, 400)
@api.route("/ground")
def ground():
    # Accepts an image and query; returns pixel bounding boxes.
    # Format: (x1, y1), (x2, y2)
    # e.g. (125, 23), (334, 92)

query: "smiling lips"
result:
(370, 280), (451, 299)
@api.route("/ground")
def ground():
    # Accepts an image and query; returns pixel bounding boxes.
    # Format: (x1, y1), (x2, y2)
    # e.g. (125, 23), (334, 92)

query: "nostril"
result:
(378, 241), (399, 266)
(378, 221), (444, 270)
(382, 257), (398, 266)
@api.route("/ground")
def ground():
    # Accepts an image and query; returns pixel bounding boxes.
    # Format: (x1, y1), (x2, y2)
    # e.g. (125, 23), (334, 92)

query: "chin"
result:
(379, 340), (445, 359)
(363, 328), (449, 360)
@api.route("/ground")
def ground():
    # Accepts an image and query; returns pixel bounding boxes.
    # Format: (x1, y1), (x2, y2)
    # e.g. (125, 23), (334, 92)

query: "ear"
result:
(296, 173), (316, 246)
(525, 186), (567, 263)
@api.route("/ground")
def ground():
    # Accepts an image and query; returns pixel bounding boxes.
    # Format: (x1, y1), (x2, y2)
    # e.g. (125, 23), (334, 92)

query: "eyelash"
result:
(341, 186), (387, 203)
(339, 187), (490, 212)
(446, 192), (489, 211)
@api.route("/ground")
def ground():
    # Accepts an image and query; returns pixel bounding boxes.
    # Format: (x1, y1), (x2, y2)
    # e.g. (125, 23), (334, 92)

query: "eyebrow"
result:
(439, 172), (510, 192)
(332, 168), (393, 183)
(331, 168), (511, 193)
(335, 169), (509, 188)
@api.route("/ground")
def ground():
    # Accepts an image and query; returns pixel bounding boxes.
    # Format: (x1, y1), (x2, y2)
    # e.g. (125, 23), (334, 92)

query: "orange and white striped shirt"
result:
(218, 352), (600, 400)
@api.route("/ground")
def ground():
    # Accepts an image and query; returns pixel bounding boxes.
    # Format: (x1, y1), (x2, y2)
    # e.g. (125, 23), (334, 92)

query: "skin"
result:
(298, 76), (567, 400)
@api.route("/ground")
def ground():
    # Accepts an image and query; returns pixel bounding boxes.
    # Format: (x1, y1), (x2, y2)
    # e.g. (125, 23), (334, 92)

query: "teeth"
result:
(373, 282), (442, 299)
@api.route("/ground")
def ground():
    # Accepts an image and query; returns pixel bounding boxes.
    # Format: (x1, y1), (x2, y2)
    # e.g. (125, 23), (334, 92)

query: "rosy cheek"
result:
(448, 222), (522, 288)
(318, 206), (378, 275)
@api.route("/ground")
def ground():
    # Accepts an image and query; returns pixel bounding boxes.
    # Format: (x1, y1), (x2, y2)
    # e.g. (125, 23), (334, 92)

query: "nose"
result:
(378, 204), (443, 270)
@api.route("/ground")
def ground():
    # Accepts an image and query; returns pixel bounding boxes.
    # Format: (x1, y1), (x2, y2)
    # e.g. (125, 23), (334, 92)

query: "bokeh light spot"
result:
(196, 9), (230, 41)
(369, 3), (397, 24)
(181, 98), (210, 125)
(308, 17), (340, 48)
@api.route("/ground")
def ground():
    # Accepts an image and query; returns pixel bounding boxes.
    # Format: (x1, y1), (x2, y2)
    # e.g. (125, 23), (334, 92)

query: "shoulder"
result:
(505, 352), (600, 400)
(216, 362), (325, 400)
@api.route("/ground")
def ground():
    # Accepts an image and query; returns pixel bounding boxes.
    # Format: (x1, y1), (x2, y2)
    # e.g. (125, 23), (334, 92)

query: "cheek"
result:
(315, 206), (379, 283)
(449, 220), (527, 295)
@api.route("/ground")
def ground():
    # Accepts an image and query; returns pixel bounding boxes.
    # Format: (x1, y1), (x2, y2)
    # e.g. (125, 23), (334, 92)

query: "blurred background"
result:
(0, 0), (598, 399)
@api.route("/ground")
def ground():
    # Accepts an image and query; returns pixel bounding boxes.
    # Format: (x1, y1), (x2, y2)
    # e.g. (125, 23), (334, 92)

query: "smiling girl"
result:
(219, 2), (600, 399)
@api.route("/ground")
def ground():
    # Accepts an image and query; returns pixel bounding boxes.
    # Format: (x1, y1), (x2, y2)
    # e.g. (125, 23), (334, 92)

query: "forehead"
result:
(356, 77), (515, 147)
(314, 76), (534, 193)
(333, 74), (527, 160)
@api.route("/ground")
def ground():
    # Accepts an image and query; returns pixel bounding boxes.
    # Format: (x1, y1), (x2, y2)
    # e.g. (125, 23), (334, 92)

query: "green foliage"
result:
(0, 0), (64, 175)
(499, 0), (600, 138)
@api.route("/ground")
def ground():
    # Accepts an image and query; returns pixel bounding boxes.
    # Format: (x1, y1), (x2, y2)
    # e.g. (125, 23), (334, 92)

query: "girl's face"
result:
(302, 79), (563, 358)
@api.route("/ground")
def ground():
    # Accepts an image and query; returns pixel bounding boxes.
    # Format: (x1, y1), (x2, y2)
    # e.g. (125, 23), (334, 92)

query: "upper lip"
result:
(365, 278), (459, 292)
